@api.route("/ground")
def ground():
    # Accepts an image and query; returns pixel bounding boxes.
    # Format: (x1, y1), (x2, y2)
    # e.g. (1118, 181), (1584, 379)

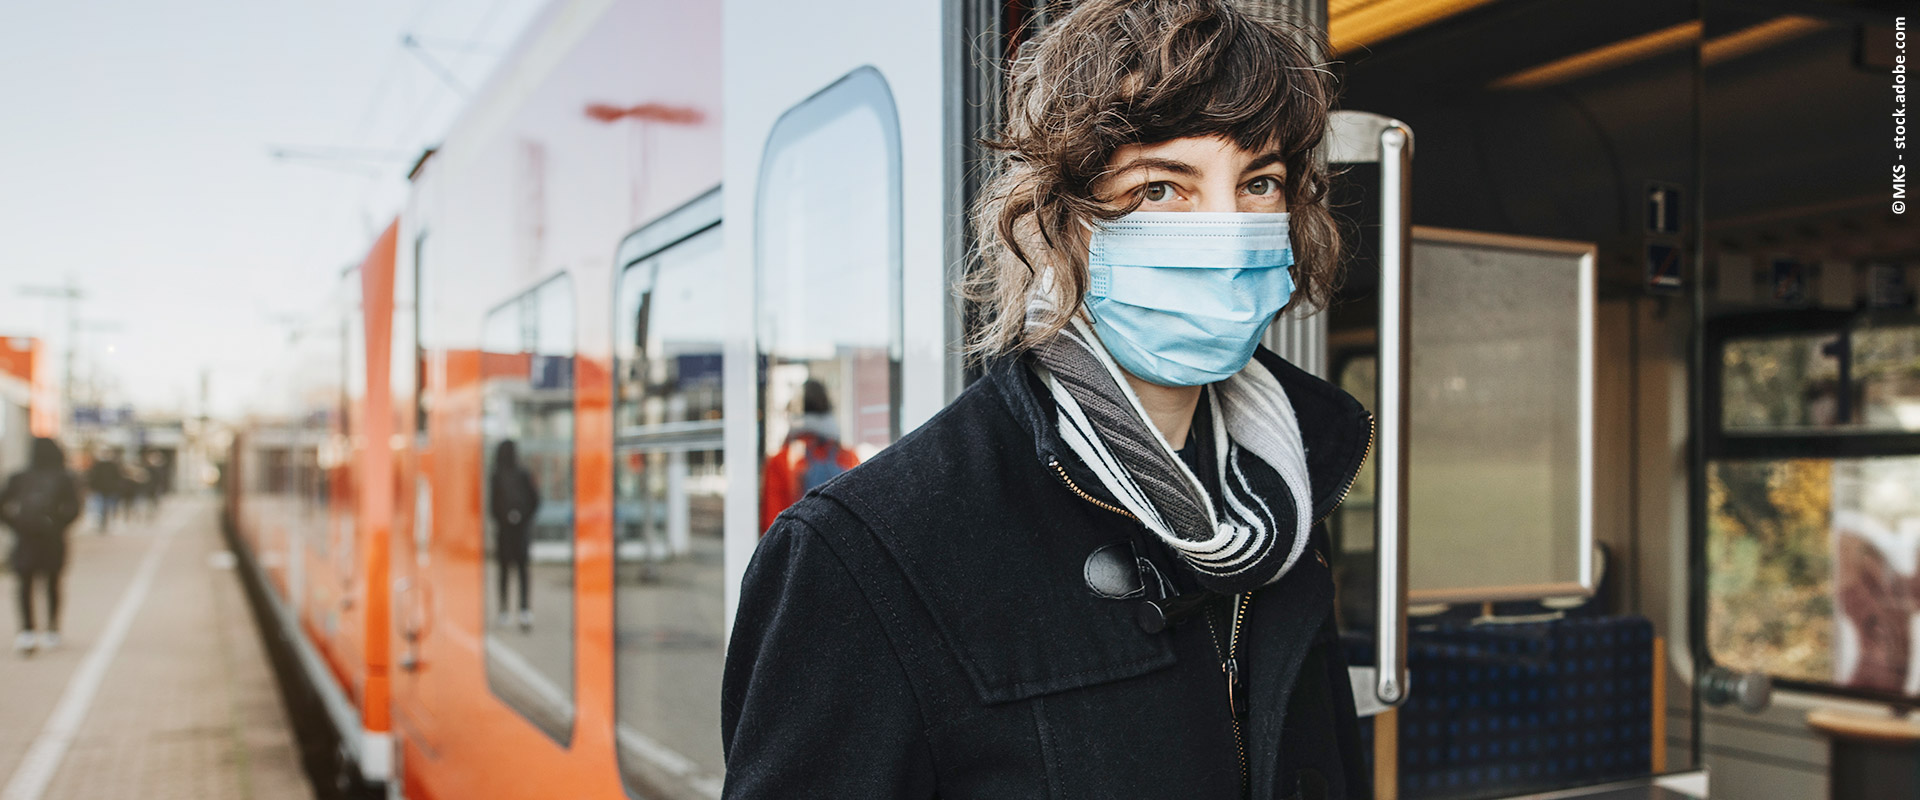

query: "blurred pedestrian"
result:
(85, 449), (123, 533)
(111, 456), (138, 525)
(123, 463), (151, 521)
(488, 440), (540, 632)
(1, 438), (82, 655)
(142, 451), (168, 511)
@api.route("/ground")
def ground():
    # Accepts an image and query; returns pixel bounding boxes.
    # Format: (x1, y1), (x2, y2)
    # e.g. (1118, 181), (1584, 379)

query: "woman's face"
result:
(1094, 135), (1288, 214)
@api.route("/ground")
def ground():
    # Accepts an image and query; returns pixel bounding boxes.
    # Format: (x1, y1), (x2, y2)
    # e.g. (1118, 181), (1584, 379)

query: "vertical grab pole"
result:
(1374, 124), (1412, 708)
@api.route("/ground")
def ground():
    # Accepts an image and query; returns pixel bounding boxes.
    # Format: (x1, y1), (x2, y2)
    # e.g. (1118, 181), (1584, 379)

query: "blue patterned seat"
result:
(1348, 615), (1656, 799)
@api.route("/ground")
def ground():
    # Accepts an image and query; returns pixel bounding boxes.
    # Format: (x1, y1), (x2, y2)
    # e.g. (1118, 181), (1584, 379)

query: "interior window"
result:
(1708, 455), (1920, 690)
(611, 193), (727, 797)
(1707, 313), (1920, 699)
(754, 67), (902, 532)
(1722, 320), (1920, 434)
(480, 275), (577, 744)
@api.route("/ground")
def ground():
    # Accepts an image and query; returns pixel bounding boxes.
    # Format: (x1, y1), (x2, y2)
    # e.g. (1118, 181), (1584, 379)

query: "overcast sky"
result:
(0, 0), (546, 419)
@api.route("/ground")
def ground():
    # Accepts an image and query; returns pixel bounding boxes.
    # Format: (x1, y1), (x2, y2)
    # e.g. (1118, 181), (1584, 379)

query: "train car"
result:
(224, 0), (1916, 798)
(228, 221), (395, 793)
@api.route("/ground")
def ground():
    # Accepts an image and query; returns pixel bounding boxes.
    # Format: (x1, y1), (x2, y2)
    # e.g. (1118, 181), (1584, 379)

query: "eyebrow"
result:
(1108, 157), (1199, 179)
(1241, 152), (1287, 175)
(1107, 151), (1289, 182)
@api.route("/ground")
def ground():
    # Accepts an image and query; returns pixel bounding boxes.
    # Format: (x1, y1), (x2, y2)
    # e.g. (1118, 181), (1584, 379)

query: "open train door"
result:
(1322, 102), (1707, 798)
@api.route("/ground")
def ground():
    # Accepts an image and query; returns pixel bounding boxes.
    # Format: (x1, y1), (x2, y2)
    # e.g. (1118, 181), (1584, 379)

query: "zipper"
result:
(1207, 592), (1253, 798)
(1052, 455), (1251, 792)
(1048, 457), (1135, 520)
(1052, 409), (1357, 800)
(1310, 412), (1376, 529)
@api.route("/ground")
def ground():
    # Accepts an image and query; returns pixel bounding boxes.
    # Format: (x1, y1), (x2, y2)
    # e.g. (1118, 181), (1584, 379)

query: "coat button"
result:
(1136, 591), (1214, 634)
(1136, 601), (1170, 634)
(1084, 542), (1145, 599)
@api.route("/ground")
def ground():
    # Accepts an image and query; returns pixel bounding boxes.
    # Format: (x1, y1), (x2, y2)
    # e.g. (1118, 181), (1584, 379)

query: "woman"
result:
(3, 438), (82, 655)
(722, 1), (1372, 797)
(488, 440), (540, 631)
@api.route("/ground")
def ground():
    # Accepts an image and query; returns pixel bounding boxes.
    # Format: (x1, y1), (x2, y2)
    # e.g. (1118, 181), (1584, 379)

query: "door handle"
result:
(1327, 110), (1413, 709)
(394, 575), (429, 672)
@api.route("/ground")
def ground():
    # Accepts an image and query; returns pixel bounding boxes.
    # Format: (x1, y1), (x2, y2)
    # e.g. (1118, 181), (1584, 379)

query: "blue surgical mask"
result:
(1085, 211), (1294, 387)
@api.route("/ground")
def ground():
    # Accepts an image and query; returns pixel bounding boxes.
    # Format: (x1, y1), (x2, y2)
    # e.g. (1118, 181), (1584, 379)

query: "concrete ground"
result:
(0, 495), (313, 800)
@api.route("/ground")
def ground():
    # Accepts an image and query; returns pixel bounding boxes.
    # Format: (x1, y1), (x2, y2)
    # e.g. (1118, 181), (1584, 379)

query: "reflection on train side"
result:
(480, 276), (579, 745)
(753, 67), (903, 532)
(614, 223), (727, 797)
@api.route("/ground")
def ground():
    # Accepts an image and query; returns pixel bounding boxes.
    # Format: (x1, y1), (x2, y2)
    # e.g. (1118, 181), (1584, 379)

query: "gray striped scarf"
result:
(1030, 317), (1313, 595)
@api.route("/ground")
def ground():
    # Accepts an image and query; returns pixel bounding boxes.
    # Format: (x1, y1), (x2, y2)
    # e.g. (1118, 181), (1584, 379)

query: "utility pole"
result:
(73, 319), (124, 410)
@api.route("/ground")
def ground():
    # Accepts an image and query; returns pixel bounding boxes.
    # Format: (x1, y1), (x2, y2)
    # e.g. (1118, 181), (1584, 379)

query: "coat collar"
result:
(986, 345), (1374, 527)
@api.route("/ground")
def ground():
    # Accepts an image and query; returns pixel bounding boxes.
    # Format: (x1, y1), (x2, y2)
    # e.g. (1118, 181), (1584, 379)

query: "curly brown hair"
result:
(963, 0), (1341, 359)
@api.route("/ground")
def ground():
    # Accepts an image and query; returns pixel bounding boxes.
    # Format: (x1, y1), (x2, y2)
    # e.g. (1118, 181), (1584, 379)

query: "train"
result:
(220, 0), (1918, 799)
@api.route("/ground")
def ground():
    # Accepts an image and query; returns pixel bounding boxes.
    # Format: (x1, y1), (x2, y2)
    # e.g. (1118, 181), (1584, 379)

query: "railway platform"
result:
(0, 496), (313, 800)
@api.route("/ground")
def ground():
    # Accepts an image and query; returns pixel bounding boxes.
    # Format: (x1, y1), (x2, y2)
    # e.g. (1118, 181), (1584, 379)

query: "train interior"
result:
(1314, 0), (1915, 797)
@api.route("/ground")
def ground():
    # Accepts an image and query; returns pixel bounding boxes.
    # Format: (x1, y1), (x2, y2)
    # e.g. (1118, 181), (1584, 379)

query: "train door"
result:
(1320, 108), (1628, 798)
(719, 0), (960, 631)
(389, 225), (440, 788)
(1323, 0), (1718, 797)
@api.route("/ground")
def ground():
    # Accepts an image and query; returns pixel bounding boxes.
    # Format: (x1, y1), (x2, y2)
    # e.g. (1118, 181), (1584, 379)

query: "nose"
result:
(1197, 182), (1240, 213)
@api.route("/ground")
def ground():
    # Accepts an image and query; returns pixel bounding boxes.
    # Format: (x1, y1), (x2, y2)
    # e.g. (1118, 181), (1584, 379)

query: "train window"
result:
(611, 189), (726, 796)
(392, 232), (422, 441)
(413, 234), (431, 438)
(262, 446), (292, 494)
(1708, 456), (1920, 690)
(753, 67), (902, 531)
(1706, 312), (1920, 699)
(1721, 322), (1920, 434)
(339, 275), (364, 564)
(479, 274), (577, 745)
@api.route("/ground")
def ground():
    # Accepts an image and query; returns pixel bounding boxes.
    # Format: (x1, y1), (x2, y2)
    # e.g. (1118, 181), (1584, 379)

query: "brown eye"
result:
(1143, 182), (1174, 203)
(1246, 176), (1280, 196)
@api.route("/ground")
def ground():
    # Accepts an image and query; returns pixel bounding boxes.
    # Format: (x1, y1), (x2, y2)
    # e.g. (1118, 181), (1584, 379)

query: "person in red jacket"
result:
(759, 380), (859, 533)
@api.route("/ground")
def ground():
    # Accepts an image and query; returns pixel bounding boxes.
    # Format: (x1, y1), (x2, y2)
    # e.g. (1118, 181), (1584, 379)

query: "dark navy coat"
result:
(722, 348), (1375, 799)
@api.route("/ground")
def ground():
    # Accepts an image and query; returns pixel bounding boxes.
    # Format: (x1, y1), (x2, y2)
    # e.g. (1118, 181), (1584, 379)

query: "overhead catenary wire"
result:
(267, 145), (415, 175)
(302, 0), (538, 249)
(399, 34), (502, 55)
(385, 0), (518, 157)
(402, 33), (471, 97)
